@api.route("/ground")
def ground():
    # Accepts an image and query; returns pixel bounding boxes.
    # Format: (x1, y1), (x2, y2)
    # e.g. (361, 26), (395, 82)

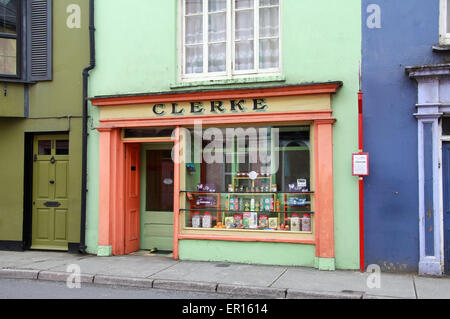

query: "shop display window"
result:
(181, 125), (314, 234)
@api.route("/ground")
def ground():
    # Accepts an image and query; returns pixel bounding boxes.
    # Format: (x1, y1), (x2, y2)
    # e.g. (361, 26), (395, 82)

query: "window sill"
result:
(178, 231), (315, 245)
(170, 75), (286, 90)
(432, 43), (450, 51)
(0, 78), (36, 84)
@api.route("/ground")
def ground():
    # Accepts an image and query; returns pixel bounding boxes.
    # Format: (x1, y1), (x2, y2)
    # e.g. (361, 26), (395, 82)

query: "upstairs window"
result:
(0, 0), (19, 77)
(0, 0), (52, 82)
(440, 0), (450, 45)
(181, 0), (281, 81)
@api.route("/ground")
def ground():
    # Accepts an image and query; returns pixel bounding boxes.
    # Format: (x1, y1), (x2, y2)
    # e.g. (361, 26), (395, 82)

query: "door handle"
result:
(49, 180), (55, 184)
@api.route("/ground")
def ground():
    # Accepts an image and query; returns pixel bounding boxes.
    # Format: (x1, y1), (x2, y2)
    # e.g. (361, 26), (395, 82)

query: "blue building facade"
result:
(363, 0), (450, 275)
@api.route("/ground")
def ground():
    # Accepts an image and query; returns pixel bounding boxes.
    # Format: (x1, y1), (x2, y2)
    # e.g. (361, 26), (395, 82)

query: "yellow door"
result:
(31, 135), (70, 251)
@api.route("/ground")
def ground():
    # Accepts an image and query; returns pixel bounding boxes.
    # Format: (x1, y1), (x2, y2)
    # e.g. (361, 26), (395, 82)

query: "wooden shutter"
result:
(27, 0), (52, 81)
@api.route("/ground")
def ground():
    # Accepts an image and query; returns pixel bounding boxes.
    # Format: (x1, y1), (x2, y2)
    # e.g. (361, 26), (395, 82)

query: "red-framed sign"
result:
(352, 153), (369, 176)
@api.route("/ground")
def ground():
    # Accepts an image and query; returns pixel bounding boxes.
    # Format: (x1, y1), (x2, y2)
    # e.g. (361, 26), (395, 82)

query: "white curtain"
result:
(259, 5), (279, 69)
(235, 6), (254, 71)
(209, 11), (227, 72)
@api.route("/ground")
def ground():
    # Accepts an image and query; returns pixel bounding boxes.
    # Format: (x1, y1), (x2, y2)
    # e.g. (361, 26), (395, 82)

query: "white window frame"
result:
(179, 0), (282, 83)
(440, 0), (450, 45)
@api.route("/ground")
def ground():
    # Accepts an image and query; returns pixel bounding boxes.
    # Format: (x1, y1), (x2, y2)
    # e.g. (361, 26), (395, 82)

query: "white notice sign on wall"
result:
(352, 153), (369, 176)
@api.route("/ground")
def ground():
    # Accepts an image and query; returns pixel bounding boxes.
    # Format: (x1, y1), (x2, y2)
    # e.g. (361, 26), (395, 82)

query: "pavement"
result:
(0, 250), (449, 299)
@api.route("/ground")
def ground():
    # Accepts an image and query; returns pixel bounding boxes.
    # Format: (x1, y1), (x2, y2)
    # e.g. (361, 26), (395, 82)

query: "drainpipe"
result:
(358, 65), (365, 272)
(80, 0), (96, 254)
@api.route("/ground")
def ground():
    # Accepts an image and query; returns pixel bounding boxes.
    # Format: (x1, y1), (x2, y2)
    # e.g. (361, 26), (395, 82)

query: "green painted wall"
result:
(0, 84), (25, 117)
(0, 0), (89, 245)
(87, 0), (361, 269)
(179, 240), (316, 267)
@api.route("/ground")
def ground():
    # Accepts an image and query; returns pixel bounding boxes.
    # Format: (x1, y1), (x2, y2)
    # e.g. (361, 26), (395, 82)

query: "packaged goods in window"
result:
(288, 197), (306, 207)
(234, 214), (243, 226)
(269, 217), (278, 229)
(196, 196), (216, 206)
(250, 212), (258, 229)
(297, 179), (308, 192)
(225, 217), (234, 229)
(263, 197), (273, 211)
(229, 197), (239, 211)
(197, 184), (216, 193)
(302, 214), (312, 232)
(259, 215), (269, 228)
(192, 212), (201, 228)
(202, 212), (212, 228)
(243, 212), (258, 229)
(290, 213), (301, 232)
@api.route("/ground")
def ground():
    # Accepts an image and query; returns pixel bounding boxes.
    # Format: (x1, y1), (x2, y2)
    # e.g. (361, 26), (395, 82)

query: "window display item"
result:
(291, 213), (301, 232)
(259, 215), (269, 228)
(192, 212), (201, 228)
(288, 197), (306, 207)
(269, 217), (278, 229)
(271, 184), (277, 192)
(243, 212), (258, 229)
(186, 163), (196, 174)
(202, 212), (212, 228)
(234, 214), (243, 226)
(229, 197), (239, 211)
(302, 214), (312, 232)
(196, 196), (216, 206)
(197, 184), (216, 193)
(225, 217), (234, 228)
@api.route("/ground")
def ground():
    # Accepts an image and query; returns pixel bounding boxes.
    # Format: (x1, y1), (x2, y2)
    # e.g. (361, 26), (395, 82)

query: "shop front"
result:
(90, 83), (342, 269)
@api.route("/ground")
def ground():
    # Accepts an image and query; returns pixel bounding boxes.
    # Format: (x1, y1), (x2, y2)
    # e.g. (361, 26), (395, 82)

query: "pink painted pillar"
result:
(314, 119), (336, 270)
(98, 127), (113, 256)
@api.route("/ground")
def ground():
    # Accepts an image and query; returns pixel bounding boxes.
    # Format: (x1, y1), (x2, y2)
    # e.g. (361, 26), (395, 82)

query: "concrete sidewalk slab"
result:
(1, 251), (449, 299)
(271, 267), (417, 299)
(148, 260), (287, 287)
(0, 251), (88, 270)
(50, 255), (179, 278)
(414, 276), (450, 299)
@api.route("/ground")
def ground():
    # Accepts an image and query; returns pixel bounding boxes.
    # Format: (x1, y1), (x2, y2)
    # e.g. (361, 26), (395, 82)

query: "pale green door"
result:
(31, 135), (70, 251)
(140, 143), (174, 251)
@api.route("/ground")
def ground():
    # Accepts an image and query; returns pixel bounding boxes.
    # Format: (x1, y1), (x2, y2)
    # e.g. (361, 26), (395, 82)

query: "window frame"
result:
(0, 0), (22, 78)
(179, 0), (282, 83)
(440, 0), (450, 45)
